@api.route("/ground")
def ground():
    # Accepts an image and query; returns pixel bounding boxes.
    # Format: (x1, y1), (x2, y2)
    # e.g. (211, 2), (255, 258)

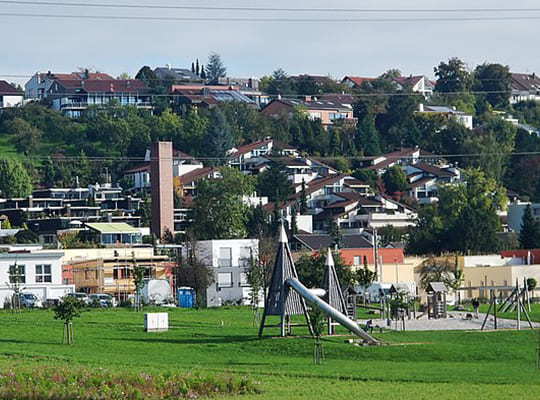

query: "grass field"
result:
(1, 306), (539, 399)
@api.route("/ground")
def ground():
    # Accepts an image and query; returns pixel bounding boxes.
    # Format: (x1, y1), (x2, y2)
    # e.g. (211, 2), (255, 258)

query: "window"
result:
(35, 264), (52, 283)
(353, 256), (361, 266)
(239, 246), (252, 267)
(240, 272), (249, 287)
(218, 247), (232, 267)
(218, 272), (233, 288)
(9, 264), (25, 284)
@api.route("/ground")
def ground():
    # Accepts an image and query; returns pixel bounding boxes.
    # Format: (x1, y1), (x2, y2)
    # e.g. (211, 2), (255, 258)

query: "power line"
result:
(6, 151), (540, 163)
(2, 12), (540, 22)
(1, 1), (540, 13)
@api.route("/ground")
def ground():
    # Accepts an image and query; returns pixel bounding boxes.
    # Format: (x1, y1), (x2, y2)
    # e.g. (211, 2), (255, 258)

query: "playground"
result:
(1, 228), (539, 399)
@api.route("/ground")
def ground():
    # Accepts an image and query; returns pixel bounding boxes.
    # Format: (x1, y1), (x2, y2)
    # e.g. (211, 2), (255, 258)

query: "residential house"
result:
(47, 78), (152, 117)
(218, 77), (269, 107)
(456, 251), (540, 300)
(341, 76), (375, 89)
(154, 65), (203, 83)
(0, 80), (23, 108)
(358, 147), (428, 174)
(25, 71), (113, 100)
(0, 251), (75, 308)
(227, 139), (274, 173)
(0, 185), (142, 245)
(171, 84), (255, 114)
(417, 104), (473, 129)
(509, 72), (540, 104)
(391, 75), (434, 98)
(260, 98), (357, 130)
(179, 239), (259, 307)
(122, 149), (203, 191)
(83, 222), (143, 246)
(64, 246), (172, 300)
(404, 163), (460, 204)
(311, 192), (417, 233)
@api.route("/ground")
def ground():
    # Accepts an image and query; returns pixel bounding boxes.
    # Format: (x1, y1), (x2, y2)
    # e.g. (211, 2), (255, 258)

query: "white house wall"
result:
(0, 251), (74, 307)
(196, 239), (259, 307)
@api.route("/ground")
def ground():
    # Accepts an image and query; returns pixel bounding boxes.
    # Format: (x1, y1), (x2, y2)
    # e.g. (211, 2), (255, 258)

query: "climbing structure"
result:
(258, 225), (312, 337)
(322, 249), (348, 334)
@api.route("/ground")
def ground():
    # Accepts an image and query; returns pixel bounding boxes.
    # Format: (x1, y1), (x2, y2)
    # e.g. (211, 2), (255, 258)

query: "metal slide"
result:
(286, 278), (378, 344)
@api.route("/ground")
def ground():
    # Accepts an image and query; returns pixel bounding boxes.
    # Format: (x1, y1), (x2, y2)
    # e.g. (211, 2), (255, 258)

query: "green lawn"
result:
(1, 306), (539, 399)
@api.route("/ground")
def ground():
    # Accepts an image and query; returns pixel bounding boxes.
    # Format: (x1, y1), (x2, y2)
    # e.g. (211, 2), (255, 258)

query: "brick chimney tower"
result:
(151, 141), (174, 239)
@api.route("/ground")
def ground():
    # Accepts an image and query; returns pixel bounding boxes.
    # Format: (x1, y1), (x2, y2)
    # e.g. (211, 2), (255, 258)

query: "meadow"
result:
(0, 306), (539, 399)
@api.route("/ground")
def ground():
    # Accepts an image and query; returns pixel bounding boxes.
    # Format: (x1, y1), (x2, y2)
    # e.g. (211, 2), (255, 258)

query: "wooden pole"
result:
(517, 283), (521, 331)
(481, 293), (493, 331)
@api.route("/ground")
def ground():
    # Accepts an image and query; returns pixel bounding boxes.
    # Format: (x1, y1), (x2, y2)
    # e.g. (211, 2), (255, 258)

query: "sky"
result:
(2, 0), (540, 86)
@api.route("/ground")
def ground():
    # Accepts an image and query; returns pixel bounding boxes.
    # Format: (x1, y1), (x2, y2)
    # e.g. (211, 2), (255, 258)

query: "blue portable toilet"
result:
(177, 287), (194, 308)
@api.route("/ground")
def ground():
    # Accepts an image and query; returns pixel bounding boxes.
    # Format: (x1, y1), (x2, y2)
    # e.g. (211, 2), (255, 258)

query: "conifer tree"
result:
(519, 204), (540, 249)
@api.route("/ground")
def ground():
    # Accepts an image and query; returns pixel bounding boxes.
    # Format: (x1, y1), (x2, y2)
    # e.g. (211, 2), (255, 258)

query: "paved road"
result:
(358, 311), (540, 331)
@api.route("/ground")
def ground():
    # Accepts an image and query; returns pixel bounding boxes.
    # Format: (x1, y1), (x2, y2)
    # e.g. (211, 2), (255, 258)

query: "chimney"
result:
(151, 142), (174, 239)
(66, 204), (71, 218)
(304, 95), (312, 101)
(166, 63), (171, 70)
(27, 194), (33, 208)
(107, 213), (112, 222)
(418, 103), (424, 112)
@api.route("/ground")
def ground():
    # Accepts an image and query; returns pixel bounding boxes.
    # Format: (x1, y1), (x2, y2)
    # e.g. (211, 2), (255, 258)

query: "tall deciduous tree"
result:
(473, 63), (511, 108)
(0, 158), (32, 198)
(433, 57), (472, 94)
(190, 168), (255, 240)
(407, 169), (505, 255)
(205, 52), (227, 83)
(382, 165), (408, 195)
(519, 204), (540, 249)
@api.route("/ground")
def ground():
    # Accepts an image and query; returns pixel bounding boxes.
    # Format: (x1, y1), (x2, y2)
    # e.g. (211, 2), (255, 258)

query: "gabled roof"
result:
(426, 282), (447, 293)
(227, 139), (272, 159)
(341, 76), (375, 86)
(407, 176), (435, 189)
(0, 80), (21, 95)
(412, 163), (457, 178)
(294, 174), (345, 197)
(123, 163), (150, 174)
(175, 167), (216, 186)
(154, 67), (201, 81)
(510, 73), (540, 92)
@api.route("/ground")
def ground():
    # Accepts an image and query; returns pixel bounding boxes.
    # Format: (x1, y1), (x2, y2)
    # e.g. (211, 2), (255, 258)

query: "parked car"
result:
(65, 292), (90, 305)
(89, 293), (117, 308)
(17, 292), (42, 308)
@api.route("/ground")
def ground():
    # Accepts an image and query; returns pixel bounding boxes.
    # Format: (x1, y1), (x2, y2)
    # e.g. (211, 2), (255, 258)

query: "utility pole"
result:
(373, 228), (379, 282)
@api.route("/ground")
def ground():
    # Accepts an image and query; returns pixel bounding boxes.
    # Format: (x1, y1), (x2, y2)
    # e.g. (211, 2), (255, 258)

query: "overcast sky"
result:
(2, 0), (540, 85)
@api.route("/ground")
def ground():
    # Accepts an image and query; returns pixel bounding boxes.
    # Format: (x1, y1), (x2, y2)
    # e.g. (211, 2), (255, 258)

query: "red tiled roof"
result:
(342, 76), (375, 86)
